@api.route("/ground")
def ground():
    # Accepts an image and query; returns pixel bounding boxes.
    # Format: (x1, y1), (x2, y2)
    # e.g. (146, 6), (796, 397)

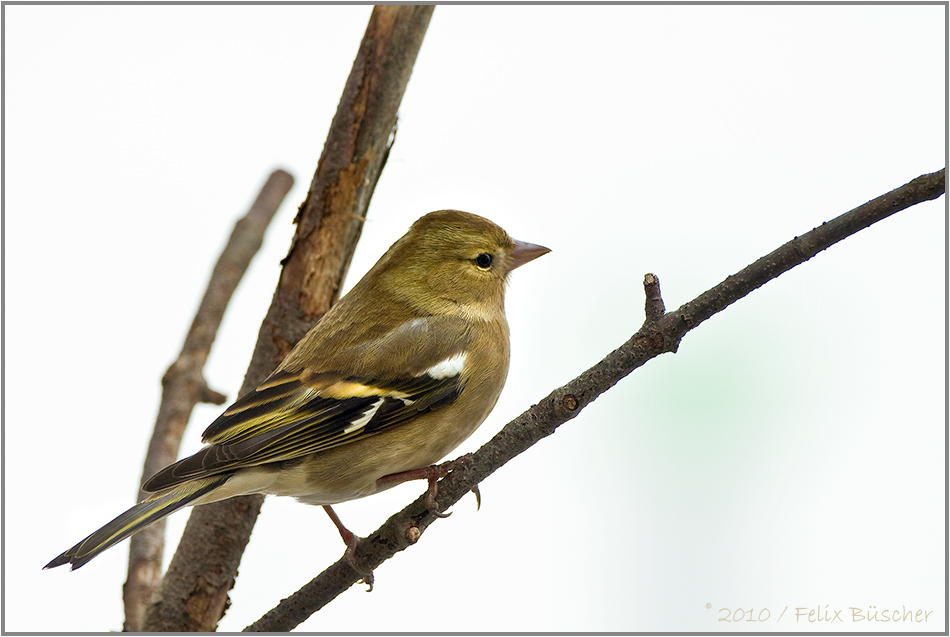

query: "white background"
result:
(5, 4), (945, 633)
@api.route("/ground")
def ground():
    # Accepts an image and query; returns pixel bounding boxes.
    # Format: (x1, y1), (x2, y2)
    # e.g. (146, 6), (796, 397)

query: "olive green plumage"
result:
(46, 210), (549, 570)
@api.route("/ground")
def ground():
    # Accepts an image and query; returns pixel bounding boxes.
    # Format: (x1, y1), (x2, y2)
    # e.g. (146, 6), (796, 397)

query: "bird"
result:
(45, 209), (550, 572)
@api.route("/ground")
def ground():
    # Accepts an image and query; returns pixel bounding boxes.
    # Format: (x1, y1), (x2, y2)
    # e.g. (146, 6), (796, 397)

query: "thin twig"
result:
(643, 272), (665, 325)
(245, 168), (945, 632)
(122, 169), (293, 631)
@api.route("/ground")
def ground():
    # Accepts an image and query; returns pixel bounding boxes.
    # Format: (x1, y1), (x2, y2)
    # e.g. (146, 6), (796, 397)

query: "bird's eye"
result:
(474, 252), (493, 269)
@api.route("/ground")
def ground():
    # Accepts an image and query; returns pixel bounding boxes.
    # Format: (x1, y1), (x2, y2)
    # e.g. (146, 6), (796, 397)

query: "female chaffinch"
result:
(46, 209), (549, 570)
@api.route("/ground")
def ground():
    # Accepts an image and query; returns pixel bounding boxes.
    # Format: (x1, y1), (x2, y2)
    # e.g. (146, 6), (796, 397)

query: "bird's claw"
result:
(376, 454), (480, 519)
(324, 504), (375, 591)
(425, 476), (453, 518)
(421, 457), (482, 517)
(342, 540), (375, 591)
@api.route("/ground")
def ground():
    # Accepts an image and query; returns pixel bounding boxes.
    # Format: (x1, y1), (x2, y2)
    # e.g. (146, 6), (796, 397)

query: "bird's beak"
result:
(509, 239), (551, 271)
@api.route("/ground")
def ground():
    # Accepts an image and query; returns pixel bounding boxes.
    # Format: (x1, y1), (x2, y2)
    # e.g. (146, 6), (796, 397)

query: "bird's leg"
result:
(375, 454), (480, 518)
(323, 505), (374, 591)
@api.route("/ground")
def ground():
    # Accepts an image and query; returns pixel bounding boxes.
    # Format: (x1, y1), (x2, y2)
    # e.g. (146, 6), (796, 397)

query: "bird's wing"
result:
(141, 316), (471, 493)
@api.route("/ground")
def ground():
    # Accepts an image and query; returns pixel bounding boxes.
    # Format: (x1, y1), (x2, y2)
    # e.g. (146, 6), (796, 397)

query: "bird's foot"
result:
(376, 454), (481, 518)
(323, 505), (374, 591)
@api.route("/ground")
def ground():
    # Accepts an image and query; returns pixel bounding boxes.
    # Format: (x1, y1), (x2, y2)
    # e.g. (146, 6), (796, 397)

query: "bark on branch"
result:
(122, 169), (293, 632)
(139, 5), (435, 632)
(244, 168), (945, 632)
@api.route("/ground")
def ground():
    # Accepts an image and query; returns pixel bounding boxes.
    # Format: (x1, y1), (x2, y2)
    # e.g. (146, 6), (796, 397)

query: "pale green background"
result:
(5, 4), (945, 632)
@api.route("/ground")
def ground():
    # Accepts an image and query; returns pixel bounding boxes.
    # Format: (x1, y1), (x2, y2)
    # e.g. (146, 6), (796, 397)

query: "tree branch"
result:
(140, 5), (435, 632)
(122, 169), (293, 632)
(245, 168), (945, 632)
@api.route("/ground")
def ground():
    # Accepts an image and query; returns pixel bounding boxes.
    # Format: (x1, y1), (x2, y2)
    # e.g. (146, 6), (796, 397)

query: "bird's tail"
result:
(45, 474), (230, 570)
